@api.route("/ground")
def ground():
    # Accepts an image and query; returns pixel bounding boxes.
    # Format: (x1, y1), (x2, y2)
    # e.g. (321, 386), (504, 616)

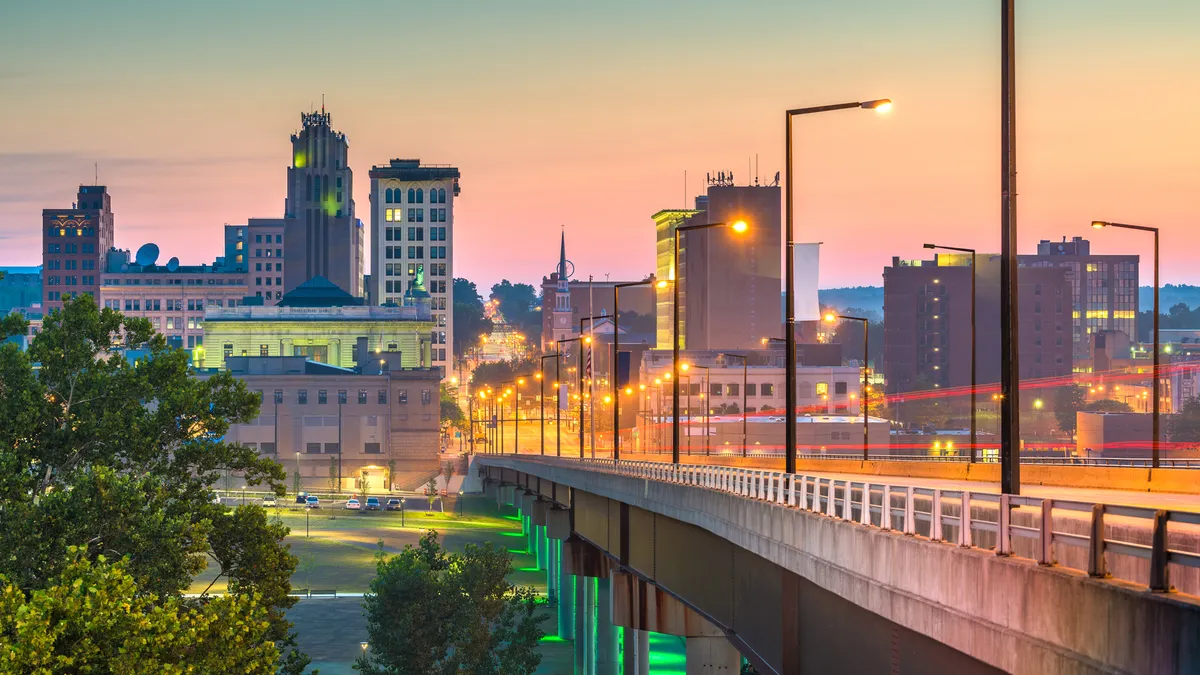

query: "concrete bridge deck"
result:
(477, 454), (1200, 675)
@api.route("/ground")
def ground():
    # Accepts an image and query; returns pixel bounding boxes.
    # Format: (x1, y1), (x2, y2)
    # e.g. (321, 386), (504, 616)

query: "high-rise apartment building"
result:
(884, 253), (1073, 393)
(224, 218), (285, 305)
(1025, 237), (1139, 361)
(367, 159), (460, 375)
(652, 182), (781, 351)
(41, 185), (114, 313)
(283, 110), (363, 297)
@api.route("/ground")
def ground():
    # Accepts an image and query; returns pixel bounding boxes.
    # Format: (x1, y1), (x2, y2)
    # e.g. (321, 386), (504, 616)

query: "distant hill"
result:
(1140, 285), (1200, 311)
(817, 287), (884, 316)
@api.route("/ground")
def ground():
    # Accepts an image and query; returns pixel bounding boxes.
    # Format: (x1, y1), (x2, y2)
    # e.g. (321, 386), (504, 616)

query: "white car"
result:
(344, 498), (361, 510)
(262, 495), (277, 508)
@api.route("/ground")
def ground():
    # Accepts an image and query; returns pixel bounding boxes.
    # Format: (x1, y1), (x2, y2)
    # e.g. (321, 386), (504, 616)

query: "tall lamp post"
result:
(539, 356), (556, 456)
(613, 278), (665, 461)
(722, 353), (749, 457)
(1092, 220), (1160, 467)
(557, 335), (589, 458)
(672, 220), (749, 463)
(924, 243), (978, 462)
(824, 313), (870, 461)
(784, 97), (892, 474)
(514, 377), (526, 454)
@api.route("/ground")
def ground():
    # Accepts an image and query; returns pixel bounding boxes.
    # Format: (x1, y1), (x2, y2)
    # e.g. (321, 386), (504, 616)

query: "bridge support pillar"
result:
(623, 628), (650, 675)
(547, 535), (558, 605)
(596, 576), (618, 675)
(546, 506), (571, 540)
(558, 556), (574, 640)
(685, 636), (741, 674)
(537, 525), (547, 571)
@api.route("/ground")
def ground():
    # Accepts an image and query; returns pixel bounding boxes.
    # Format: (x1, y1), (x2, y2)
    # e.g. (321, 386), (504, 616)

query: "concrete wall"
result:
(480, 456), (1200, 675)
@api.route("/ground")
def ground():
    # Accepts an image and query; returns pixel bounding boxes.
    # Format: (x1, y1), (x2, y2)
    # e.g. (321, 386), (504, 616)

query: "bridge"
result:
(474, 453), (1200, 675)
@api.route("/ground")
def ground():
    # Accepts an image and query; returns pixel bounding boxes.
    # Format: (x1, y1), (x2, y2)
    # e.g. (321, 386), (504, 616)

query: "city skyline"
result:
(2, 0), (1199, 291)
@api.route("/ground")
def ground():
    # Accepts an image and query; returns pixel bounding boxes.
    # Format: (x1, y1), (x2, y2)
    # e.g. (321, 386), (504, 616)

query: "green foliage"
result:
(0, 295), (308, 672)
(1083, 399), (1133, 413)
(387, 459), (397, 491)
(1053, 386), (1087, 436)
(453, 278), (484, 310)
(0, 551), (279, 674)
(357, 531), (546, 675)
(490, 280), (541, 343)
(1168, 397), (1200, 445)
(329, 455), (339, 493)
(616, 310), (655, 335)
(471, 357), (540, 391)
(440, 384), (465, 428)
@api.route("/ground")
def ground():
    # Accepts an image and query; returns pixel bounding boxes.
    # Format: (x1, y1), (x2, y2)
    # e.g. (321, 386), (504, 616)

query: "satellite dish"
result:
(135, 243), (160, 267)
(120, 263), (129, 272)
(166, 257), (180, 272)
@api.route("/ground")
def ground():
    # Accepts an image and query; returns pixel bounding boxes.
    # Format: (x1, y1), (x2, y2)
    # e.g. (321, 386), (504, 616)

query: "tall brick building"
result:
(41, 185), (115, 313)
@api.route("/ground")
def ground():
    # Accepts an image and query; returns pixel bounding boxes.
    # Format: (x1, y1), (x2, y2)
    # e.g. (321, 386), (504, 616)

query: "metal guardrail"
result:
(503, 456), (1200, 595)
(728, 451), (1200, 468)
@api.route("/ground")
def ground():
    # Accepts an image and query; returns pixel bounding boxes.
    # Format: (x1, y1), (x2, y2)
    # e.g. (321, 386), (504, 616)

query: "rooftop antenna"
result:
(321, 93), (325, 114)
(683, 170), (686, 209)
(94, 162), (98, 185)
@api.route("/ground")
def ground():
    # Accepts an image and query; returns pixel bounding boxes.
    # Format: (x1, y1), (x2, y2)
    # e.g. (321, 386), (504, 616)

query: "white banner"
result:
(794, 243), (821, 322)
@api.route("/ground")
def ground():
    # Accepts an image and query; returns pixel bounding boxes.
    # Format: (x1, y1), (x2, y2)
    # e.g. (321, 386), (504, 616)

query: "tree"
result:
(454, 301), (493, 354)
(357, 531), (546, 675)
(490, 280), (541, 343)
(0, 551), (279, 674)
(1053, 386), (1087, 436)
(1083, 399), (1133, 413)
(441, 384), (465, 429)
(471, 357), (540, 391)
(0, 295), (309, 672)
(329, 455), (339, 493)
(617, 310), (655, 335)
(442, 460), (455, 488)
(1168, 397), (1200, 446)
(387, 458), (397, 492)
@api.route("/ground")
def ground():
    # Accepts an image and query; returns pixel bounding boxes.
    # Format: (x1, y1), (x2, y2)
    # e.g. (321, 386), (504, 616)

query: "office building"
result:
(0, 266), (43, 318)
(652, 181), (782, 351)
(212, 354), (441, 491)
(224, 218), (286, 305)
(368, 159), (460, 375)
(1026, 237), (1139, 361)
(41, 185), (115, 313)
(100, 244), (248, 352)
(884, 253), (1073, 393)
(283, 109), (363, 297)
(201, 276), (434, 371)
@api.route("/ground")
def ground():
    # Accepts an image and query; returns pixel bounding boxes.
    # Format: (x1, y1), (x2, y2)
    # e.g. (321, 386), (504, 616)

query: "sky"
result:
(1, 0), (1198, 291)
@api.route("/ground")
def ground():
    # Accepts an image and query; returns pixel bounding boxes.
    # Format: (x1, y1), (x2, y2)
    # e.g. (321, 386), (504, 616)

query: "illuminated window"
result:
(385, 209), (392, 222)
(816, 382), (829, 397)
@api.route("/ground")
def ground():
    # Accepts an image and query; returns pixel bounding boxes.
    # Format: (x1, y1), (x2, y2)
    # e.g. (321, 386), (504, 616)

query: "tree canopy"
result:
(0, 551), (280, 674)
(453, 277), (493, 353)
(490, 280), (541, 344)
(1168, 397), (1200, 446)
(357, 531), (545, 675)
(0, 295), (310, 672)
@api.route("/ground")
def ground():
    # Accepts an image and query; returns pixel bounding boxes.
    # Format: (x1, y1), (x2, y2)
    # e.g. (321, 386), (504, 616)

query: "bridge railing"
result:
(524, 456), (1200, 596)
(728, 451), (1200, 468)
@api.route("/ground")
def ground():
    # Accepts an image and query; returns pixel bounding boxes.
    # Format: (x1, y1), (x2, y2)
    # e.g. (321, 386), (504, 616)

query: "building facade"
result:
(201, 277), (434, 371)
(41, 185), (114, 312)
(884, 253), (1073, 394)
(224, 218), (286, 305)
(651, 182), (782, 351)
(1027, 237), (1139, 362)
(283, 110), (363, 297)
(367, 159), (460, 375)
(100, 246), (248, 351)
(215, 355), (441, 491)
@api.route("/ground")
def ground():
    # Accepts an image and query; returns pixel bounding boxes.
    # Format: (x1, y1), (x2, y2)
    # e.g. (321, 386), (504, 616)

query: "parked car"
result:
(262, 495), (277, 508)
(210, 492), (222, 505)
(344, 498), (361, 510)
(295, 494), (308, 505)
(305, 496), (320, 509)
(385, 498), (402, 511)
(365, 497), (381, 511)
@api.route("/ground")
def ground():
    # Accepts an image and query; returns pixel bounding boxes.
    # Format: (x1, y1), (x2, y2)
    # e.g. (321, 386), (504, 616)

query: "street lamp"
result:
(538, 360), (554, 456)
(784, 97), (891, 474)
(515, 377), (526, 454)
(824, 313), (870, 461)
(613, 278), (662, 461)
(722, 353), (749, 457)
(688, 364), (711, 456)
(672, 220), (749, 464)
(1092, 219), (1161, 467)
(557, 334), (590, 458)
(924, 243), (977, 462)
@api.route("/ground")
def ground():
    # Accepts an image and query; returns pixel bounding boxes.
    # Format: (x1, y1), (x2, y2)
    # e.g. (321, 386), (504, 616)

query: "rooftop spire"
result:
(558, 229), (567, 279)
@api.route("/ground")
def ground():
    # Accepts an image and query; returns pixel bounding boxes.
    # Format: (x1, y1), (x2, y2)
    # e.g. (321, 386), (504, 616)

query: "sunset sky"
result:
(1, 1), (1197, 291)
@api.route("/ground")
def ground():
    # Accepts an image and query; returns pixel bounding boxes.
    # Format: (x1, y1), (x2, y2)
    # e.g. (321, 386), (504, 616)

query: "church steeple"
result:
(550, 230), (574, 346)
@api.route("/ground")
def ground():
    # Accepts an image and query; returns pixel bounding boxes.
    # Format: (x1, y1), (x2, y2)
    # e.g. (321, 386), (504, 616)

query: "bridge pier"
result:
(686, 636), (742, 674)
(596, 576), (618, 675)
(622, 628), (650, 675)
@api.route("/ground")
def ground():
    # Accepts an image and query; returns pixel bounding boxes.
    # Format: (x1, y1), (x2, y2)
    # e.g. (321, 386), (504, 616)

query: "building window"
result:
(378, 389), (387, 404)
(260, 344), (269, 356)
(397, 390), (408, 404)
(358, 390), (367, 404)
(710, 383), (723, 396)
(364, 442), (381, 454)
(318, 389), (328, 404)
(385, 188), (393, 203)
(324, 443), (340, 454)
(273, 389), (283, 404)
(223, 343), (233, 359)
(746, 383), (757, 397)
(298, 390), (308, 404)
(306, 442), (321, 454)
(407, 188), (415, 202)
(260, 442), (276, 455)
(761, 383), (775, 397)
(834, 382), (847, 395)
(338, 390), (348, 404)
(421, 389), (432, 404)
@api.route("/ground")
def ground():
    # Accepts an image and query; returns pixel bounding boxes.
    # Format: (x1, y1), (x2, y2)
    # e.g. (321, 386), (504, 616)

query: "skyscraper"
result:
(283, 110), (363, 297)
(652, 181), (782, 351)
(368, 159), (461, 375)
(224, 218), (286, 305)
(41, 185), (114, 313)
